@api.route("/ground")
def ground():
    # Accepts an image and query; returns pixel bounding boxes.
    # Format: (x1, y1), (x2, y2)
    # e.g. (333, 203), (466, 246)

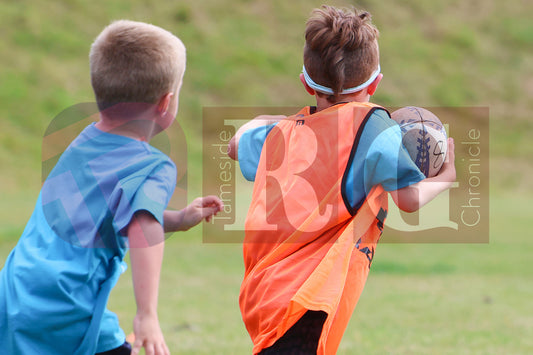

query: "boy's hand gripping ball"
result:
(391, 106), (447, 178)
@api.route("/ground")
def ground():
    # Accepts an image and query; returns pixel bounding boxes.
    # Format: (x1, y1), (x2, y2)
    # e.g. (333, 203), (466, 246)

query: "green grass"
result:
(1, 0), (532, 195)
(1, 0), (533, 354)
(95, 192), (532, 355)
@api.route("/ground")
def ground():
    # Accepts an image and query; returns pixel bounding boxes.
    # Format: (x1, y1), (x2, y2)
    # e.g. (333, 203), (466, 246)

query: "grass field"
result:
(1, 0), (532, 354)
(86, 192), (533, 354)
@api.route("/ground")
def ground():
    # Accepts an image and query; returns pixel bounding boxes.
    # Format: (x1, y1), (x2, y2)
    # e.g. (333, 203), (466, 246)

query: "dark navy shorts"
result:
(95, 341), (132, 355)
(259, 310), (327, 355)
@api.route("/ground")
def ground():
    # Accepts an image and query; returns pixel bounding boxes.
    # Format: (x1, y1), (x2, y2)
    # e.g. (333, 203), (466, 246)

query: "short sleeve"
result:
(344, 109), (425, 210)
(113, 159), (177, 235)
(363, 113), (426, 192)
(238, 123), (278, 181)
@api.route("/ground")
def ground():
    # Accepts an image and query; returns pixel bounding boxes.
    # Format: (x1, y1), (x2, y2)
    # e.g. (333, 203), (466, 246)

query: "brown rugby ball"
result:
(391, 106), (447, 178)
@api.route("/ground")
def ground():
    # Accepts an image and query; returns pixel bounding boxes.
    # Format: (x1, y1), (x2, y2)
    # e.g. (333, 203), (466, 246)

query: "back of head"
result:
(304, 6), (379, 101)
(90, 20), (186, 112)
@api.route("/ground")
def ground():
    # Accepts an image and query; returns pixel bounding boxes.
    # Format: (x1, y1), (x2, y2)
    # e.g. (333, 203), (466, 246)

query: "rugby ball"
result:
(391, 106), (447, 178)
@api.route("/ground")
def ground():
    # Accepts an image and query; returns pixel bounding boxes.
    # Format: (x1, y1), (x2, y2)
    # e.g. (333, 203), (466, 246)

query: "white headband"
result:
(302, 64), (381, 95)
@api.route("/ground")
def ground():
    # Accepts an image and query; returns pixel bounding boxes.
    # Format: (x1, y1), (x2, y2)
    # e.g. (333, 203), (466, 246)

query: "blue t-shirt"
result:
(0, 123), (176, 354)
(238, 108), (424, 211)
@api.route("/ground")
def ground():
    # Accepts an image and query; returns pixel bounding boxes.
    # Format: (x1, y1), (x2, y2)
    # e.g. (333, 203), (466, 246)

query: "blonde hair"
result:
(303, 6), (379, 102)
(90, 20), (186, 111)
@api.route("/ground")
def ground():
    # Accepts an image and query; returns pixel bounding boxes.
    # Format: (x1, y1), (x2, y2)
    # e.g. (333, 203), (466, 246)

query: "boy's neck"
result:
(315, 91), (370, 111)
(95, 119), (159, 142)
(95, 102), (166, 142)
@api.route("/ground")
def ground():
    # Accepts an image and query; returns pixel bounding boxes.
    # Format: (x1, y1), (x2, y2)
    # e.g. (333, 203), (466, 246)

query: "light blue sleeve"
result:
(237, 123), (278, 181)
(344, 110), (426, 210)
(113, 157), (177, 234)
(364, 115), (426, 192)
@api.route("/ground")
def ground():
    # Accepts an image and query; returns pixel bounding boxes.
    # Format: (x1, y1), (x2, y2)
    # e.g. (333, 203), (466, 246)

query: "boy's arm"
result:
(390, 138), (456, 213)
(128, 211), (170, 355)
(163, 195), (223, 232)
(228, 114), (286, 160)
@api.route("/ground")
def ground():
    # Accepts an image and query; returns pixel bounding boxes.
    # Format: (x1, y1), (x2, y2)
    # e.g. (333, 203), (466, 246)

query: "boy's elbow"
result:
(228, 137), (237, 160)
(397, 200), (420, 213)
(391, 187), (421, 213)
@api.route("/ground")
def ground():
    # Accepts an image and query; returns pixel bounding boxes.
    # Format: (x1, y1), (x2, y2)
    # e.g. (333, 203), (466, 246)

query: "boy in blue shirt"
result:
(0, 20), (222, 355)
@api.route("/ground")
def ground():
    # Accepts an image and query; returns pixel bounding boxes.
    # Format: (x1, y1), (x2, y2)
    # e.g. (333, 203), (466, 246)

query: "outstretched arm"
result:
(228, 114), (286, 160)
(390, 138), (456, 212)
(163, 195), (224, 232)
(128, 211), (169, 355)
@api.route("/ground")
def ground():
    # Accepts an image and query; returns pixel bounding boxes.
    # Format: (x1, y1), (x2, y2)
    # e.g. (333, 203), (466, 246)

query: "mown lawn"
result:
(91, 192), (532, 355)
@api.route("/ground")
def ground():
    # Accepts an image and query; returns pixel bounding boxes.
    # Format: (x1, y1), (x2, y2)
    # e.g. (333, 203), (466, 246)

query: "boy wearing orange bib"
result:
(229, 6), (456, 355)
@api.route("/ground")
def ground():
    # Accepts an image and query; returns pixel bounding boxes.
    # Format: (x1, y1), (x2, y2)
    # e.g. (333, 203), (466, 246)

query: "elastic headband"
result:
(302, 64), (381, 95)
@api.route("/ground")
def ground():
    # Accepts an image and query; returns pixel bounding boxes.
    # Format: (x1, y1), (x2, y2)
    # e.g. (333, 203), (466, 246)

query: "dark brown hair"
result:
(303, 6), (380, 101)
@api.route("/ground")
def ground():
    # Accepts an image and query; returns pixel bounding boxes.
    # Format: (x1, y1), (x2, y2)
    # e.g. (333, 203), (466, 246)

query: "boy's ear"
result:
(157, 92), (174, 116)
(367, 73), (383, 96)
(299, 73), (316, 96)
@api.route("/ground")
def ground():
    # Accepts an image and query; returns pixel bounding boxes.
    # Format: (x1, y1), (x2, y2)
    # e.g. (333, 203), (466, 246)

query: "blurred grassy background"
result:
(1, 0), (532, 354)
